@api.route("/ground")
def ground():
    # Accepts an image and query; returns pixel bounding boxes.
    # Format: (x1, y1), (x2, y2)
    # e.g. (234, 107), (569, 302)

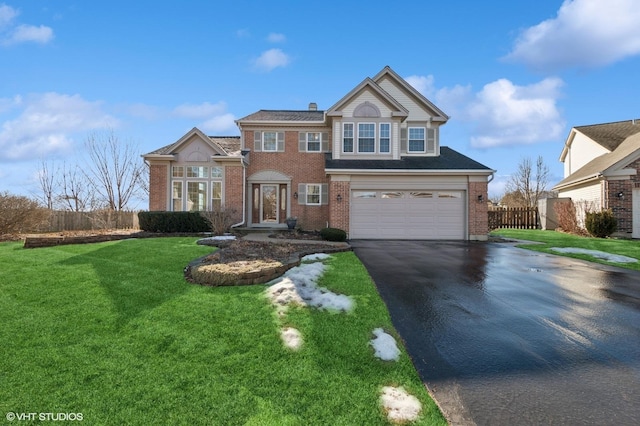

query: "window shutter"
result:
(298, 132), (306, 152)
(277, 132), (285, 151)
(400, 128), (407, 152)
(427, 128), (436, 153)
(321, 132), (329, 152)
(254, 131), (262, 152)
(298, 183), (306, 205)
(321, 184), (328, 205)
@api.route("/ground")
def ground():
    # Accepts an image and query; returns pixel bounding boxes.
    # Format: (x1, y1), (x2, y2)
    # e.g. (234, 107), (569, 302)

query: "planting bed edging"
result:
(185, 246), (351, 286)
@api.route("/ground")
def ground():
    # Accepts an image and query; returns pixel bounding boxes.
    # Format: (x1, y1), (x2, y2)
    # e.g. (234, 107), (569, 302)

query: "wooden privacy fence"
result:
(43, 210), (139, 232)
(488, 207), (540, 230)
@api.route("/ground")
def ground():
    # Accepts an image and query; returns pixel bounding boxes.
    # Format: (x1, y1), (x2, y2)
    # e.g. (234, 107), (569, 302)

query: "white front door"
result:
(633, 188), (640, 239)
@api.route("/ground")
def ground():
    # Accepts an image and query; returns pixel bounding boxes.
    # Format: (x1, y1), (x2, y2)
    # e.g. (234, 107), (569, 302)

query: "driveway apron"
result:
(351, 240), (640, 426)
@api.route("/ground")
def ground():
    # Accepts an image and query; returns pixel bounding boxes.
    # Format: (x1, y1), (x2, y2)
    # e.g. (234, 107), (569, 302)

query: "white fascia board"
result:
(325, 168), (495, 176)
(142, 154), (177, 160)
(552, 173), (601, 191)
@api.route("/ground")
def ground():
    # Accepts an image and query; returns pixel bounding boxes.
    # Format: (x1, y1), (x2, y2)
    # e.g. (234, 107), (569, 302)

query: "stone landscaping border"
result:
(185, 246), (351, 286)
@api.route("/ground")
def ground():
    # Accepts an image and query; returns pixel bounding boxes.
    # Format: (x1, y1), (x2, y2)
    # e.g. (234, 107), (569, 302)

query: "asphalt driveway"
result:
(351, 240), (640, 426)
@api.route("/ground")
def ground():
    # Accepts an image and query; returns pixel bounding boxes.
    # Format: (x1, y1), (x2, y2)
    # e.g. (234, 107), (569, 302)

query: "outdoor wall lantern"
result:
(337, 194), (343, 202)
(293, 192), (298, 199)
(617, 191), (624, 199)
(477, 194), (484, 203)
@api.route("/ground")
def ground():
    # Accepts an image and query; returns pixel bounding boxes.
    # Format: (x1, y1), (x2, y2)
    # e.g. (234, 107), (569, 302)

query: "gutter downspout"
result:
(231, 157), (247, 229)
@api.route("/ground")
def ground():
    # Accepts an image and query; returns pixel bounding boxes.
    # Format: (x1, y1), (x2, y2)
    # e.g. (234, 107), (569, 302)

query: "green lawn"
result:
(0, 238), (445, 425)
(491, 229), (640, 271)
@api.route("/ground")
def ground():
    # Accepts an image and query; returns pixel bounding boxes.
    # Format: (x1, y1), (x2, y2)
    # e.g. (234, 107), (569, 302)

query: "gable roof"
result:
(325, 147), (493, 173)
(325, 77), (409, 119)
(554, 127), (640, 190)
(574, 119), (640, 151)
(143, 127), (241, 158)
(372, 66), (449, 121)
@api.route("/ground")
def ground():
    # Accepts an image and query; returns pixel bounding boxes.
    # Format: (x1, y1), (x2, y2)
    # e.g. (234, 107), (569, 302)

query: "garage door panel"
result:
(351, 190), (465, 240)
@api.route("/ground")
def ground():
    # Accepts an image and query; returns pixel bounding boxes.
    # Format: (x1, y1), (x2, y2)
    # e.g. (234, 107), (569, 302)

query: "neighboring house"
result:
(143, 66), (494, 240)
(553, 119), (640, 238)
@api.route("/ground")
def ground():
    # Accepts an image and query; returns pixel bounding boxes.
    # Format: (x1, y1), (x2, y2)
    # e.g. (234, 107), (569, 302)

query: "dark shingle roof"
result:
(325, 147), (493, 171)
(575, 119), (640, 151)
(237, 110), (325, 122)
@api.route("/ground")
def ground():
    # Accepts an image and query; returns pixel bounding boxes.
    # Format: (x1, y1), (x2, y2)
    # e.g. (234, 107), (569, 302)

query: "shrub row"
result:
(320, 227), (347, 242)
(138, 211), (210, 233)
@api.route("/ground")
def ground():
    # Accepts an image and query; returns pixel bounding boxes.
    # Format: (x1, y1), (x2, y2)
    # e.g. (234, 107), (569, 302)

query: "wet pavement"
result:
(351, 240), (640, 426)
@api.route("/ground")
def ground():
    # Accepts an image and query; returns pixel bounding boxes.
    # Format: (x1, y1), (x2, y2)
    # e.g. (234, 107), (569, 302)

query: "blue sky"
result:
(1, 0), (640, 206)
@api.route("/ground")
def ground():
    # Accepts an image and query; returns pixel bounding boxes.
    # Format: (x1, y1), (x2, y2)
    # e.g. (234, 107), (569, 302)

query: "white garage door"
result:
(350, 190), (466, 239)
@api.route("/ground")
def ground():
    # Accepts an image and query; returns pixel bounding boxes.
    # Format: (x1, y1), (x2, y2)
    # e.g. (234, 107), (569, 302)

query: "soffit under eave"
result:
(372, 66), (449, 121)
(325, 78), (409, 118)
(602, 136), (640, 176)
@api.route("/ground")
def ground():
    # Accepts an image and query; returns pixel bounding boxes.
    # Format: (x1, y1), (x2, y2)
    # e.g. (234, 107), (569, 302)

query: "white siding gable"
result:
(341, 90), (394, 118)
(377, 76), (433, 121)
(175, 135), (217, 164)
(564, 131), (610, 177)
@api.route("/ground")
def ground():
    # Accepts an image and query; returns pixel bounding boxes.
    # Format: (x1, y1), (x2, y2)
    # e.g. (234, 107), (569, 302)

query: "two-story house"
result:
(143, 66), (494, 240)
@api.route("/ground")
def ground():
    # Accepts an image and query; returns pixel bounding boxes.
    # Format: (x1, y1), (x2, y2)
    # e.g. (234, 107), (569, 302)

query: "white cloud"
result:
(267, 32), (286, 43)
(0, 93), (117, 161)
(0, 3), (53, 46)
(506, 0), (640, 71)
(172, 101), (228, 119)
(200, 113), (236, 133)
(404, 75), (435, 97)
(0, 4), (18, 28)
(467, 78), (565, 148)
(6, 24), (53, 44)
(406, 73), (565, 148)
(253, 48), (290, 72)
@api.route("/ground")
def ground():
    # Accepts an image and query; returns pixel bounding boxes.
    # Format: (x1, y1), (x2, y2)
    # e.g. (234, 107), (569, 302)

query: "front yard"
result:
(491, 229), (640, 271)
(0, 238), (445, 425)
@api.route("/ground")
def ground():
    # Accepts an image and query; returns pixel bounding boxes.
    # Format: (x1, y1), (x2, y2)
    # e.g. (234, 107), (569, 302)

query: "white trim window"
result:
(408, 127), (426, 153)
(343, 123), (354, 153)
(187, 181), (207, 211)
(306, 132), (321, 152)
(297, 183), (329, 206)
(211, 181), (222, 210)
(379, 123), (390, 153)
(172, 181), (183, 211)
(263, 132), (278, 151)
(186, 166), (208, 178)
(358, 123), (375, 153)
(172, 166), (184, 178)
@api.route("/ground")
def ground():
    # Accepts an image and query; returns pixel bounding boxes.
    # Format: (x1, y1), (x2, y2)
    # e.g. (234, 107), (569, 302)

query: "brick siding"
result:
(329, 181), (350, 233)
(149, 164), (168, 211)
(468, 181), (489, 239)
(605, 158), (640, 234)
(246, 129), (330, 230)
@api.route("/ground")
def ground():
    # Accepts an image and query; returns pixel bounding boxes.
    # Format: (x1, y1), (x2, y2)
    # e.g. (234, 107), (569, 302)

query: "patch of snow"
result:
(302, 253), (331, 262)
(550, 247), (637, 264)
(281, 327), (303, 350)
(265, 256), (354, 313)
(197, 235), (236, 242)
(380, 386), (422, 423)
(370, 328), (400, 361)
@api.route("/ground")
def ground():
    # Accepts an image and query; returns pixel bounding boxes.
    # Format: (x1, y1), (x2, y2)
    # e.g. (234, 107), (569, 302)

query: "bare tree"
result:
(0, 191), (50, 235)
(34, 158), (57, 209)
(83, 130), (145, 211)
(505, 156), (550, 208)
(59, 162), (94, 211)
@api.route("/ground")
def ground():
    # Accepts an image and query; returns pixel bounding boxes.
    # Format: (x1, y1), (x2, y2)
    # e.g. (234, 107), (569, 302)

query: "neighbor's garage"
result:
(350, 189), (466, 239)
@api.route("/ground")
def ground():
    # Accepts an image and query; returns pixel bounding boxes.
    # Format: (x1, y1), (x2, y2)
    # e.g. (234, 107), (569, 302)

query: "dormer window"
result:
(358, 123), (375, 153)
(408, 127), (426, 153)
